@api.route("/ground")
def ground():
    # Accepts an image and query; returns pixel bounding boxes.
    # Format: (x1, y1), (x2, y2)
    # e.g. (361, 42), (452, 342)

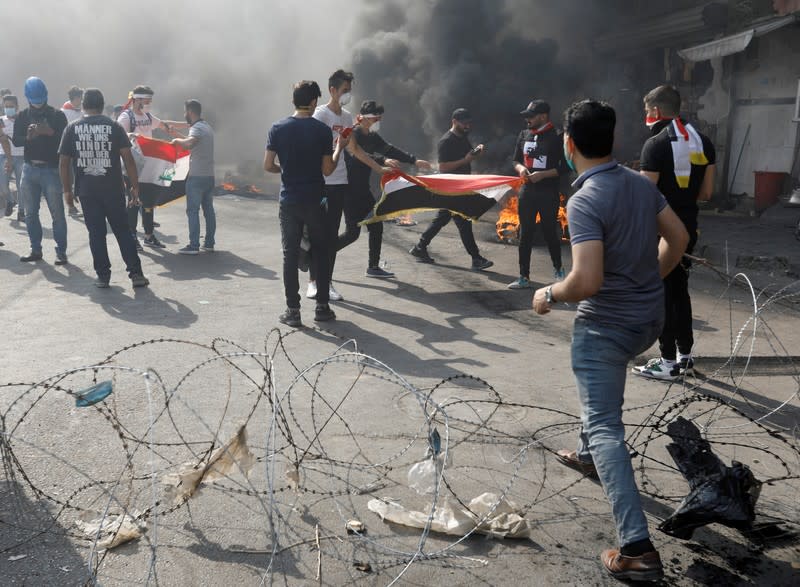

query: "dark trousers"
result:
(418, 209), (479, 258)
(309, 184), (346, 282)
(518, 185), (562, 277)
(280, 200), (330, 307)
(336, 186), (382, 268)
(81, 192), (143, 279)
(658, 228), (697, 360)
(127, 183), (159, 235)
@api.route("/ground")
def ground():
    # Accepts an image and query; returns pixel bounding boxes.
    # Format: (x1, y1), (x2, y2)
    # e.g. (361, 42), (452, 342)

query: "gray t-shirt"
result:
(188, 119), (214, 177)
(567, 161), (667, 325)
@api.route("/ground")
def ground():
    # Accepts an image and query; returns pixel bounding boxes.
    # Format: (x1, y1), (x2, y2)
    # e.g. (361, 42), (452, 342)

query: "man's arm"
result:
(698, 164), (715, 201)
(171, 135), (198, 150)
(533, 240), (604, 314)
(323, 136), (349, 176)
(121, 147), (140, 205)
(0, 133), (11, 174)
(641, 170), (660, 183)
(58, 155), (74, 207)
(348, 134), (390, 174)
(11, 111), (27, 147)
(656, 205), (690, 278)
(263, 149), (280, 174)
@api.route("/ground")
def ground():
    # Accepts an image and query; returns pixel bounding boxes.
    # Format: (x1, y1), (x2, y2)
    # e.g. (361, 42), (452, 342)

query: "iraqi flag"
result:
(130, 136), (191, 205)
(361, 171), (525, 225)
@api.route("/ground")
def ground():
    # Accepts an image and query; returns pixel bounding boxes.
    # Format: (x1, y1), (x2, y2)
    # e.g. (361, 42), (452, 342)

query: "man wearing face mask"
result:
(1, 94), (25, 220)
(633, 85), (715, 381)
(508, 100), (565, 289)
(170, 99), (216, 255)
(117, 85), (187, 251)
(11, 77), (69, 264)
(341, 100), (432, 278)
(409, 108), (493, 271)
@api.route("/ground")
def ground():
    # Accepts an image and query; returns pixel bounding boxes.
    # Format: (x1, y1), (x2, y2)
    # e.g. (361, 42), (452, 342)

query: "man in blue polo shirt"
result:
(264, 80), (347, 327)
(532, 100), (688, 582)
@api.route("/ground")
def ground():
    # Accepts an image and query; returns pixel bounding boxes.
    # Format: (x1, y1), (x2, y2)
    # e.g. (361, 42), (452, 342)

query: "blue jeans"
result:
(571, 317), (663, 547)
(185, 176), (216, 248)
(0, 155), (24, 211)
(21, 164), (67, 255)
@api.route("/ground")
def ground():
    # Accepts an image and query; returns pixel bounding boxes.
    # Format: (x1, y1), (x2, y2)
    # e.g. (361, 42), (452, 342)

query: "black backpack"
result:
(123, 108), (152, 133)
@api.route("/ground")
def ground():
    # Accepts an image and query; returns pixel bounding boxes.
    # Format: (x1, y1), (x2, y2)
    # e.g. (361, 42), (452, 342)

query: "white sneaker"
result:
(328, 284), (343, 302)
(306, 281), (318, 299)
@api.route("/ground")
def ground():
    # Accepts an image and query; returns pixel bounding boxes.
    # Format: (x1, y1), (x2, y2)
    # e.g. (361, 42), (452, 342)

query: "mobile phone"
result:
(470, 145), (482, 156)
(340, 127), (353, 139)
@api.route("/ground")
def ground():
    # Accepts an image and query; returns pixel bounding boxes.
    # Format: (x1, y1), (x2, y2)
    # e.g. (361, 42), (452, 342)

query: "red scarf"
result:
(528, 121), (554, 135)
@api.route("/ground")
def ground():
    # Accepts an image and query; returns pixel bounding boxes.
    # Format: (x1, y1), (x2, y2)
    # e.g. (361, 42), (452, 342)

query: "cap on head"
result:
(359, 100), (385, 116)
(24, 76), (48, 105)
(520, 100), (550, 116)
(452, 108), (472, 122)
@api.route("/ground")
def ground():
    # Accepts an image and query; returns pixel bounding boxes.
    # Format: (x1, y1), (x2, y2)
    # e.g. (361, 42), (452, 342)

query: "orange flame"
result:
(495, 194), (569, 242)
(247, 185), (262, 194)
(221, 182), (236, 191)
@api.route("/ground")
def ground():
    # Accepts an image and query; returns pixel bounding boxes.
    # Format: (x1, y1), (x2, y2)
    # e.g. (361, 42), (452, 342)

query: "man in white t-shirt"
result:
(309, 69), (390, 302)
(1, 94), (25, 220)
(61, 86), (84, 215)
(117, 84), (188, 250)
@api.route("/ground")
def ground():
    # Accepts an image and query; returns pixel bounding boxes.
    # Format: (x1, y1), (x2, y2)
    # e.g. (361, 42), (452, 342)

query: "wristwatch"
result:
(545, 285), (557, 304)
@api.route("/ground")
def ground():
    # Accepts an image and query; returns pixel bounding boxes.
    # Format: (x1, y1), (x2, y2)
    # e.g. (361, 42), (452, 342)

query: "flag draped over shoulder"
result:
(130, 136), (191, 205)
(361, 171), (525, 225)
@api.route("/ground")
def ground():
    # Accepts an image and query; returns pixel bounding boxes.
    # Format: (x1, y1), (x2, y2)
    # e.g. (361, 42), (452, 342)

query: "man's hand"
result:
(336, 133), (350, 150)
(379, 166), (393, 174)
(416, 159), (433, 171)
(532, 287), (551, 315)
(128, 184), (141, 207)
(517, 165), (529, 179)
(4, 159), (11, 175)
(528, 171), (545, 184)
(63, 191), (74, 207)
(384, 158), (401, 168)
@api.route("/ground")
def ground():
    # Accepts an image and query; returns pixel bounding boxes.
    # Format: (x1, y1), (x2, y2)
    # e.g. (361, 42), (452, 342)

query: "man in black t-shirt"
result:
(633, 85), (716, 381)
(509, 100), (565, 289)
(344, 100), (432, 278)
(58, 89), (149, 288)
(409, 108), (493, 271)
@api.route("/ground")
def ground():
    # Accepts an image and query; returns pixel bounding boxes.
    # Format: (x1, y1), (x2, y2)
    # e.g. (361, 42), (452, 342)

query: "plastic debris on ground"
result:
(658, 416), (762, 539)
(75, 510), (145, 550)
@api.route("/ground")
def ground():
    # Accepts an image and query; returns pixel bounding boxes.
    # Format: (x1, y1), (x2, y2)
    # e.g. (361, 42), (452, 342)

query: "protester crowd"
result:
(1, 69), (717, 582)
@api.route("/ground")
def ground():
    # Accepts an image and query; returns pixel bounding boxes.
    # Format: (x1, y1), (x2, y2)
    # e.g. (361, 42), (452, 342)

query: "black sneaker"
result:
(152, 221), (161, 228)
(17, 210), (25, 222)
(366, 266), (395, 278)
(131, 273), (150, 287)
(133, 235), (144, 253)
(678, 357), (694, 375)
(143, 235), (166, 249)
(4, 202), (13, 217)
(409, 245), (434, 264)
(314, 303), (336, 322)
(279, 307), (302, 328)
(471, 256), (493, 271)
(54, 253), (68, 266)
(20, 250), (43, 262)
(94, 276), (111, 288)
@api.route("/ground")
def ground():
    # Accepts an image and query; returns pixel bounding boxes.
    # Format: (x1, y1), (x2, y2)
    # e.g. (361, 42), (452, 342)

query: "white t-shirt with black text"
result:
(312, 104), (352, 185)
(117, 110), (163, 138)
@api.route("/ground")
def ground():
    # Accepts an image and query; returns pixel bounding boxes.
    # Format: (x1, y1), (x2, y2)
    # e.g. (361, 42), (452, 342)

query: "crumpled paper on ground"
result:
(75, 510), (145, 550)
(368, 493), (532, 539)
(162, 424), (255, 505)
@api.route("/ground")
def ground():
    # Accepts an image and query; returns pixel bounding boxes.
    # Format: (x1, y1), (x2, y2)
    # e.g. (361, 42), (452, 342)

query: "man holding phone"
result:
(509, 100), (565, 289)
(409, 108), (493, 271)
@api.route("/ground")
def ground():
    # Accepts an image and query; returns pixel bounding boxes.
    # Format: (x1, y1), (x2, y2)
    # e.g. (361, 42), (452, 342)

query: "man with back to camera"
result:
(409, 108), (493, 271)
(58, 88), (149, 289)
(509, 99), (566, 289)
(633, 84), (715, 382)
(532, 100), (688, 582)
(264, 80), (347, 327)
(170, 99), (216, 255)
(342, 99), (432, 278)
(12, 76), (69, 265)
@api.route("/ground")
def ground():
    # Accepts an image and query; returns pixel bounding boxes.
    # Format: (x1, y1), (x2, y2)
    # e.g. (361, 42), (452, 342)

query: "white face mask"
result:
(370, 120), (381, 132)
(142, 103), (152, 114)
(338, 92), (352, 106)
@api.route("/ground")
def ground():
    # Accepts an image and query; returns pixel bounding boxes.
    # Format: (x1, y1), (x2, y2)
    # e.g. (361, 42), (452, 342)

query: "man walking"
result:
(171, 99), (216, 255)
(12, 77), (69, 264)
(409, 108), (493, 271)
(342, 100), (432, 278)
(58, 88), (149, 288)
(61, 85), (84, 215)
(1, 94), (25, 220)
(265, 80), (346, 327)
(532, 100), (688, 581)
(509, 100), (565, 289)
(633, 85), (715, 381)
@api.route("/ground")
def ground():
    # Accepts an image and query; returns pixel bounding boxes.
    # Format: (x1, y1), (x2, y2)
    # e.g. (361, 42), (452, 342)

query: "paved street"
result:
(1, 193), (799, 585)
